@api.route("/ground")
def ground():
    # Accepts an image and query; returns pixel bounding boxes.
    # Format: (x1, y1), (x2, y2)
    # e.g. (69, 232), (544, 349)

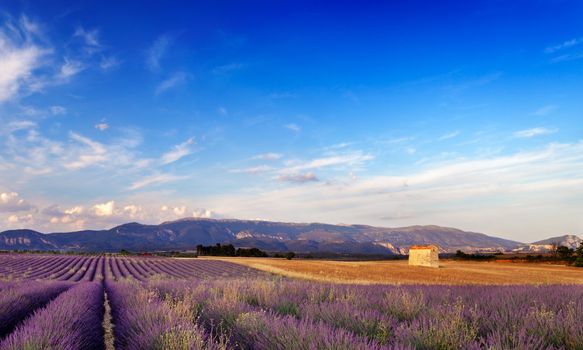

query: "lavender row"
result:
(0, 282), (105, 350)
(105, 279), (226, 350)
(0, 281), (72, 339)
(151, 280), (406, 349)
(150, 279), (583, 350)
(1, 254), (264, 282)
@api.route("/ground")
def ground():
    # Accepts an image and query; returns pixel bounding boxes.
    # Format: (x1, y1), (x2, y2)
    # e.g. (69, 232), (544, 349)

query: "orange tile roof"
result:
(409, 245), (438, 250)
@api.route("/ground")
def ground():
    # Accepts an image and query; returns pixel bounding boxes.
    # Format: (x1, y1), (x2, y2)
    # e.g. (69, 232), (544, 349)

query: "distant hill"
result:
(0, 218), (528, 254)
(515, 234), (583, 253)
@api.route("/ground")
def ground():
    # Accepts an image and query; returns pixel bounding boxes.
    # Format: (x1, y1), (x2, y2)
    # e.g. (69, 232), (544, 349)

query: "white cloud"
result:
(0, 17), (50, 103)
(531, 105), (557, 116)
(73, 26), (101, 53)
(384, 137), (415, 144)
(438, 131), (460, 141)
(514, 127), (558, 138)
(161, 137), (195, 164)
(230, 165), (274, 174)
(93, 200), (115, 217)
(146, 35), (171, 71)
(192, 208), (215, 218)
(155, 72), (186, 95)
(41, 202), (146, 229)
(550, 52), (583, 63)
(285, 151), (373, 172)
(544, 37), (583, 54)
(218, 106), (228, 116)
(65, 132), (107, 169)
(74, 27), (99, 46)
(284, 123), (301, 133)
(252, 152), (283, 161)
(65, 206), (84, 215)
(172, 205), (187, 216)
(1, 124), (147, 178)
(277, 172), (318, 183)
(5, 120), (37, 132)
(160, 205), (218, 220)
(129, 173), (188, 190)
(6, 213), (33, 225)
(58, 58), (84, 80)
(0, 192), (33, 212)
(205, 141), (583, 241)
(123, 204), (142, 217)
(95, 123), (109, 131)
(100, 56), (120, 71)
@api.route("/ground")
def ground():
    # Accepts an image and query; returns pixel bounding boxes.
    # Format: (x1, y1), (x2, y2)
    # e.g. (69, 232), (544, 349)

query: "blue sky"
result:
(1, 0), (582, 241)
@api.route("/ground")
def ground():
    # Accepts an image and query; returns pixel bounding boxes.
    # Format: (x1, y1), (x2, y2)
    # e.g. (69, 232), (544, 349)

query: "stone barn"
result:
(408, 245), (439, 268)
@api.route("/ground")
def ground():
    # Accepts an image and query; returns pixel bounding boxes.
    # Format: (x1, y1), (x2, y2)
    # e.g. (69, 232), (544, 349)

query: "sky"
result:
(1, 0), (582, 242)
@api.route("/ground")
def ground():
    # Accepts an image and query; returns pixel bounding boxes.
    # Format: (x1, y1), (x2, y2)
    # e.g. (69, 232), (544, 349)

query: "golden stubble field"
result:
(201, 257), (583, 285)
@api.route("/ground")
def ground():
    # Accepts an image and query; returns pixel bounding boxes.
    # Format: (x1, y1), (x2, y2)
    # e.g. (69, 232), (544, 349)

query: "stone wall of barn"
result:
(408, 248), (439, 268)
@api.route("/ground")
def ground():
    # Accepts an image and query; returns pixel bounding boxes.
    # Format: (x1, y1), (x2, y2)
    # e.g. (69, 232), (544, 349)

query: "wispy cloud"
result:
(155, 72), (186, 95)
(35, 199), (219, 230)
(57, 58), (84, 80)
(73, 26), (101, 54)
(438, 131), (460, 141)
(284, 151), (373, 172)
(544, 37), (583, 54)
(207, 141), (583, 241)
(383, 136), (415, 144)
(230, 165), (274, 174)
(252, 152), (283, 161)
(95, 122), (109, 131)
(284, 123), (301, 133)
(0, 16), (50, 103)
(277, 172), (318, 184)
(0, 192), (34, 212)
(129, 173), (187, 190)
(146, 35), (172, 72)
(531, 105), (558, 116)
(65, 132), (107, 169)
(550, 52), (583, 63)
(217, 106), (228, 116)
(514, 127), (558, 138)
(4, 120), (37, 133)
(161, 137), (195, 164)
(99, 56), (120, 71)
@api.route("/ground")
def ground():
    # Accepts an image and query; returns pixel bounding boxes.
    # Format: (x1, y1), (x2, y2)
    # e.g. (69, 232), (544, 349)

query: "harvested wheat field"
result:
(203, 257), (583, 285)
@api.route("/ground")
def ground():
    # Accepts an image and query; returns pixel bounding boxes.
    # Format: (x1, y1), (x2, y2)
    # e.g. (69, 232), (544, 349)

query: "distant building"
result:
(408, 245), (439, 268)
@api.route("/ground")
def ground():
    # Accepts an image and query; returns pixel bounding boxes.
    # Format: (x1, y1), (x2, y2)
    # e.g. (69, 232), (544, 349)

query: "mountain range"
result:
(0, 218), (580, 255)
(513, 235), (583, 253)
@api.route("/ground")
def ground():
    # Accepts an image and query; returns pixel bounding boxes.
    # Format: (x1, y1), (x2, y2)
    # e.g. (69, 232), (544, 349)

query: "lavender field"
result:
(0, 254), (581, 349)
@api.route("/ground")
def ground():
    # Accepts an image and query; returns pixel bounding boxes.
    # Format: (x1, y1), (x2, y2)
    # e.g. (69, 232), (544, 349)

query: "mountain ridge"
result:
(0, 218), (578, 255)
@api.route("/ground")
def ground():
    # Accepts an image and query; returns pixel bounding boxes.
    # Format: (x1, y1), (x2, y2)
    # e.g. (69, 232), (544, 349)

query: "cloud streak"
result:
(146, 35), (172, 71)
(277, 172), (318, 184)
(129, 173), (188, 190)
(155, 72), (186, 95)
(0, 16), (50, 103)
(544, 37), (583, 54)
(514, 127), (558, 138)
(161, 137), (195, 164)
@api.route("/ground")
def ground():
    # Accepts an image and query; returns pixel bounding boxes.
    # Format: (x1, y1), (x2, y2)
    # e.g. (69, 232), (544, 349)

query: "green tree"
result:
(556, 245), (574, 261)
(574, 242), (583, 267)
